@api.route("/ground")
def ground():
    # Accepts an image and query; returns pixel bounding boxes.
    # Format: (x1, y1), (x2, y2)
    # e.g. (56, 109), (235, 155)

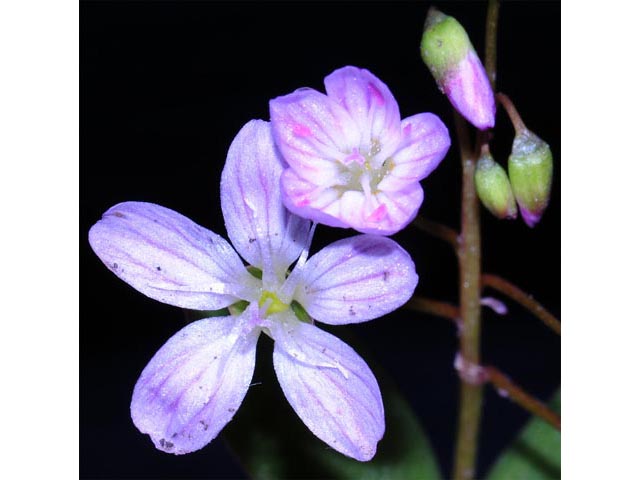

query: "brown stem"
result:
(412, 215), (459, 251)
(496, 92), (526, 133)
(484, 366), (561, 430)
(482, 273), (561, 335)
(406, 296), (460, 322)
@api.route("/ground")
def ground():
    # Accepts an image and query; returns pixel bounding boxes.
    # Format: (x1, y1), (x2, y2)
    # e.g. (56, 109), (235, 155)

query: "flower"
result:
(88, 120), (418, 461)
(420, 8), (496, 130)
(269, 66), (450, 236)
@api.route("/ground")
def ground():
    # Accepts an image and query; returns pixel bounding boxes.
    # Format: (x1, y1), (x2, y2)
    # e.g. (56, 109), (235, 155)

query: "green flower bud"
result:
(475, 148), (517, 220)
(420, 8), (470, 82)
(508, 129), (553, 228)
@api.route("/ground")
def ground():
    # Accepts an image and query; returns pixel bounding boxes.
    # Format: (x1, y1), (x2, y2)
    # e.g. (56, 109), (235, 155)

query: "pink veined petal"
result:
(88, 201), (256, 310)
(221, 120), (311, 283)
(269, 87), (359, 184)
(280, 168), (349, 229)
(131, 308), (261, 455)
(271, 320), (384, 461)
(324, 66), (402, 155)
(336, 183), (424, 235)
(296, 235), (418, 324)
(281, 167), (424, 236)
(377, 112), (451, 192)
(444, 50), (496, 130)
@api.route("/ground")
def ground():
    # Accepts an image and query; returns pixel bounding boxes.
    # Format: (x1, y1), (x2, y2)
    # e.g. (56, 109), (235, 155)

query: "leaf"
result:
(486, 390), (560, 480)
(221, 331), (442, 480)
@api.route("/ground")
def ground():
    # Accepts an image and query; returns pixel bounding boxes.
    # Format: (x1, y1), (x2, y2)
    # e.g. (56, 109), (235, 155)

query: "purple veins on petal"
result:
(297, 235), (418, 324)
(271, 321), (384, 461)
(220, 120), (311, 282)
(88, 201), (256, 310)
(131, 310), (260, 455)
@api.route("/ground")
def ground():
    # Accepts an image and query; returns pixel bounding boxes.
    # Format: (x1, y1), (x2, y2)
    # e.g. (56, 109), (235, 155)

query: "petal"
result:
(377, 113), (451, 192)
(324, 66), (402, 155)
(444, 50), (496, 130)
(269, 87), (359, 184)
(271, 321), (384, 461)
(281, 168), (424, 235)
(338, 185), (424, 235)
(88, 201), (256, 310)
(220, 120), (311, 283)
(296, 235), (418, 324)
(280, 168), (349, 229)
(131, 309), (260, 455)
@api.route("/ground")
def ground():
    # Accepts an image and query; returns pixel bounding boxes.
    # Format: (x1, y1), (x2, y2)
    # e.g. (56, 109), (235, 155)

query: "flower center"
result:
(258, 290), (289, 316)
(336, 138), (394, 196)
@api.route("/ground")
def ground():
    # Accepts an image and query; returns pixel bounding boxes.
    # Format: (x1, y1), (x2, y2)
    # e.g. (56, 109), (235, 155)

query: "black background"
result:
(81, 1), (559, 478)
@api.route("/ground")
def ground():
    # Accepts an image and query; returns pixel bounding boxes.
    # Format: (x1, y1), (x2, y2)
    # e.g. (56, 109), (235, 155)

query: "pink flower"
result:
(270, 66), (450, 235)
(88, 120), (418, 461)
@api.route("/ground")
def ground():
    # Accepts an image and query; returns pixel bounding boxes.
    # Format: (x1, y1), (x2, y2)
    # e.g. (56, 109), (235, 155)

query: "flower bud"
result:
(420, 8), (495, 130)
(508, 129), (553, 227)
(474, 148), (517, 220)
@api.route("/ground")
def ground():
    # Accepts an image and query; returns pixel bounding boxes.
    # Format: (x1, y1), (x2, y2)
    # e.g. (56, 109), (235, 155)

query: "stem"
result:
(452, 0), (501, 475)
(484, 366), (561, 430)
(482, 273), (561, 335)
(496, 92), (526, 133)
(406, 296), (460, 322)
(452, 109), (483, 480)
(412, 215), (459, 251)
(484, 0), (500, 90)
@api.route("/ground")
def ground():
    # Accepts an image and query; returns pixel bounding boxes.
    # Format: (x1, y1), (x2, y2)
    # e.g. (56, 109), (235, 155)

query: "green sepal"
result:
(247, 265), (263, 280)
(291, 300), (313, 323)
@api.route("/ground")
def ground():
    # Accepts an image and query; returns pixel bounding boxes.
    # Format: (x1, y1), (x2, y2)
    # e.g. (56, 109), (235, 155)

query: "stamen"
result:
(360, 172), (373, 202)
(279, 222), (317, 302)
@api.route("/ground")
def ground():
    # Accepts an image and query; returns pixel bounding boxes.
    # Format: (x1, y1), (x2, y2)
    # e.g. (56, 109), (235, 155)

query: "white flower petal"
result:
(131, 309), (260, 455)
(296, 235), (418, 324)
(221, 120), (311, 283)
(89, 201), (256, 310)
(324, 66), (402, 154)
(271, 320), (384, 461)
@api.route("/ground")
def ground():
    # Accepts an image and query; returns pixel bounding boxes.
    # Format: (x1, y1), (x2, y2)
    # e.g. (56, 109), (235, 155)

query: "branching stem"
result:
(406, 296), (460, 322)
(482, 273), (561, 335)
(412, 215), (460, 251)
(484, 366), (561, 430)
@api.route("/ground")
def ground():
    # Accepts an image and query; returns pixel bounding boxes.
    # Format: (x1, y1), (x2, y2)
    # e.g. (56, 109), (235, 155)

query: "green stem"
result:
(452, 110), (483, 480)
(452, 1), (501, 476)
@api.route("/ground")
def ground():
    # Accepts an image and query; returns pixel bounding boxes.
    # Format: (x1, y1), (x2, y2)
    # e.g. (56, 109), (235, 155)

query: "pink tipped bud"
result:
(508, 129), (553, 228)
(420, 8), (495, 130)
